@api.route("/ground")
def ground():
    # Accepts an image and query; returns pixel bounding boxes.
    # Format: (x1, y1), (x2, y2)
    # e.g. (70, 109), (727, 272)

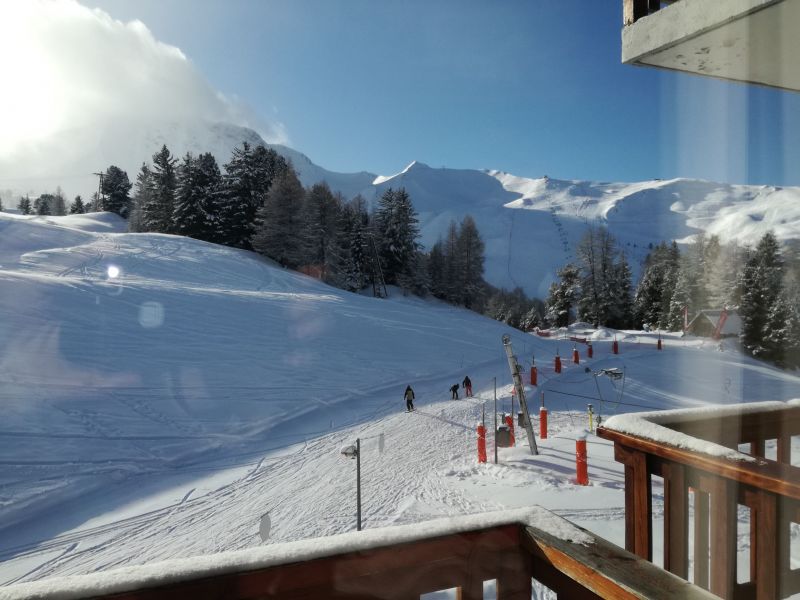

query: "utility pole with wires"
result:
(92, 171), (106, 211)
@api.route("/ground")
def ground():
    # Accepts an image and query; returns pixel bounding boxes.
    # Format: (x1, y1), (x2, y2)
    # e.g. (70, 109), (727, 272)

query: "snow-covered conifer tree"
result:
(69, 195), (85, 214)
(251, 168), (305, 267)
(545, 263), (580, 327)
(101, 166), (132, 217)
(144, 145), (177, 233)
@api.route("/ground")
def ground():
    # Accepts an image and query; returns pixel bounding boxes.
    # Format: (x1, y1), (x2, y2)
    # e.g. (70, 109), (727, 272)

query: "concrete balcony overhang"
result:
(622, 0), (800, 92)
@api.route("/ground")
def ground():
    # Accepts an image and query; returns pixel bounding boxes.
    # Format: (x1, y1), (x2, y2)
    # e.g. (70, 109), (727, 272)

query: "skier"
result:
(450, 383), (460, 399)
(404, 385), (415, 412)
(462, 376), (472, 397)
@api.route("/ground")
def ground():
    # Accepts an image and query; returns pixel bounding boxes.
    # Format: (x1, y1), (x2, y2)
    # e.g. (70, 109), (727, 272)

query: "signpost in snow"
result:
(502, 335), (539, 455)
(259, 513), (271, 542)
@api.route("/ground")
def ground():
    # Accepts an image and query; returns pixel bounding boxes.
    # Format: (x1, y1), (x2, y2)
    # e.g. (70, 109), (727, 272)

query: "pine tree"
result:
(251, 168), (305, 267)
(455, 215), (485, 308)
(218, 143), (290, 249)
(17, 196), (32, 215)
(545, 264), (580, 327)
(51, 187), (67, 216)
(101, 166), (132, 217)
(740, 232), (784, 359)
(576, 226), (618, 326)
(666, 267), (692, 331)
(300, 182), (341, 279)
(145, 145), (177, 233)
(610, 252), (634, 329)
(172, 152), (222, 241)
(335, 196), (370, 292)
(130, 163), (154, 232)
(374, 188), (420, 287)
(69, 195), (85, 214)
(34, 194), (52, 215)
(441, 221), (462, 303)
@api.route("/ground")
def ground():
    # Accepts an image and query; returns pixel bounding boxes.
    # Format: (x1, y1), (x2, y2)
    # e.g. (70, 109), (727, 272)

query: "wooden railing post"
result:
(708, 477), (737, 599)
(618, 446), (652, 560)
(664, 462), (688, 578)
(777, 435), (792, 464)
(496, 549), (532, 600)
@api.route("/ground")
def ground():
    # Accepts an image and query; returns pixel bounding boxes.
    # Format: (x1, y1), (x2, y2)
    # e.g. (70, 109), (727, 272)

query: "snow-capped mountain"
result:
(3, 121), (800, 298)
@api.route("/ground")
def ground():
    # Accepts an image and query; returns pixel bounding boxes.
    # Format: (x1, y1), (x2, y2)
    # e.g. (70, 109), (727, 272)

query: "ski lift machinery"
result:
(501, 335), (539, 455)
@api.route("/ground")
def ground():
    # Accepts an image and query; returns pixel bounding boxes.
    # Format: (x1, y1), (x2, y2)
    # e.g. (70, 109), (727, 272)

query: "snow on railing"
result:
(0, 507), (716, 600)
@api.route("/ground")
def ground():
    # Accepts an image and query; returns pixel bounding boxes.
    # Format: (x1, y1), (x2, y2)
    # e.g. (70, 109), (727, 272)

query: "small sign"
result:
(259, 513), (271, 542)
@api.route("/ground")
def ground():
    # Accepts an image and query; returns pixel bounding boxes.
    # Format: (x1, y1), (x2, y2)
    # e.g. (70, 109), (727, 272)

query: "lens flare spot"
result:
(139, 301), (164, 329)
(107, 265), (121, 279)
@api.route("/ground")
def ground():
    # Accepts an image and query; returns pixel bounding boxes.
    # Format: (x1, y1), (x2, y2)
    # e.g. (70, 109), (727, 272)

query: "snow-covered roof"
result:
(0, 508), (591, 600)
(603, 400), (800, 462)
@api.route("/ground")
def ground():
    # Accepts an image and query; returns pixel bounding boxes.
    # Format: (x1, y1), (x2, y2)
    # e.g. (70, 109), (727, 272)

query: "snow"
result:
(0, 507), (589, 600)
(603, 401), (796, 463)
(1, 213), (799, 591)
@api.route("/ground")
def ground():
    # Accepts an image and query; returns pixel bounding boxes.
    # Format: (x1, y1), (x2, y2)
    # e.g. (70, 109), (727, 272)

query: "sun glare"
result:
(0, 4), (64, 155)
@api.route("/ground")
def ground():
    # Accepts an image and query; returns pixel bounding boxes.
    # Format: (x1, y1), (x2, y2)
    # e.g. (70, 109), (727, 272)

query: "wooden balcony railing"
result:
(1, 508), (715, 600)
(598, 401), (800, 600)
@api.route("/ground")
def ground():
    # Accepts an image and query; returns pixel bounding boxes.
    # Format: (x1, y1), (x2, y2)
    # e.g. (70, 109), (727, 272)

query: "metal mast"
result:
(502, 335), (539, 455)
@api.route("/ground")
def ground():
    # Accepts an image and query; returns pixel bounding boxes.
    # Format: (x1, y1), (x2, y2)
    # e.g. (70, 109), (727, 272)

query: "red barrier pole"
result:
(572, 347), (579, 364)
(554, 354), (562, 374)
(539, 407), (548, 440)
(504, 414), (515, 447)
(576, 435), (588, 485)
(477, 423), (487, 463)
(587, 343), (593, 358)
(612, 339), (619, 355)
(530, 365), (537, 386)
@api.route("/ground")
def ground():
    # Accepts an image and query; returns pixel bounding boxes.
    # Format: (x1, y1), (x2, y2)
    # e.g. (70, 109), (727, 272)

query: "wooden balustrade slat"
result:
(706, 475), (737, 599)
(693, 488), (710, 590)
(616, 444), (653, 559)
(664, 462), (688, 578)
(755, 489), (778, 600)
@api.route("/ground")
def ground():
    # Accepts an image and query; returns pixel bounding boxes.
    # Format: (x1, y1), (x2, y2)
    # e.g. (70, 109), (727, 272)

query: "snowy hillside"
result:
(4, 119), (800, 299)
(1, 212), (799, 586)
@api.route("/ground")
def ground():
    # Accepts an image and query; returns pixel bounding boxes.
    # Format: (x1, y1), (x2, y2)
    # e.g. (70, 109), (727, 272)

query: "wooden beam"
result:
(523, 524), (718, 600)
(598, 428), (800, 500)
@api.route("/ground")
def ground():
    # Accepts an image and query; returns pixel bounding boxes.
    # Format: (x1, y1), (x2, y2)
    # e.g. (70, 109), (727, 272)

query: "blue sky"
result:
(88, 0), (800, 186)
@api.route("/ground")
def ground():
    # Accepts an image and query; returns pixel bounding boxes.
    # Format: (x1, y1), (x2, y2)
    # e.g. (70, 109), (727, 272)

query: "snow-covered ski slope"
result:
(0, 212), (799, 587)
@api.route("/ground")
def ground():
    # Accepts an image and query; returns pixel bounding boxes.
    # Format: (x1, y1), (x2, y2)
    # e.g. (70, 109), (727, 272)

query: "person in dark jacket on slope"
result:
(450, 383), (460, 399)
(462, 376), (472, 397)
(404, 385), (415, 411)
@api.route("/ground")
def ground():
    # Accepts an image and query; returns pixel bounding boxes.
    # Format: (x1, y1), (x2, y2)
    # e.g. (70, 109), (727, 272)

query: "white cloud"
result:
(0, 0), (286, 176)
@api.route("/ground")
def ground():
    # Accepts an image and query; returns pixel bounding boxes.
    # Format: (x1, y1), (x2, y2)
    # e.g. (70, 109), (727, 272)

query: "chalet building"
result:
(686, 309), (742, 338)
